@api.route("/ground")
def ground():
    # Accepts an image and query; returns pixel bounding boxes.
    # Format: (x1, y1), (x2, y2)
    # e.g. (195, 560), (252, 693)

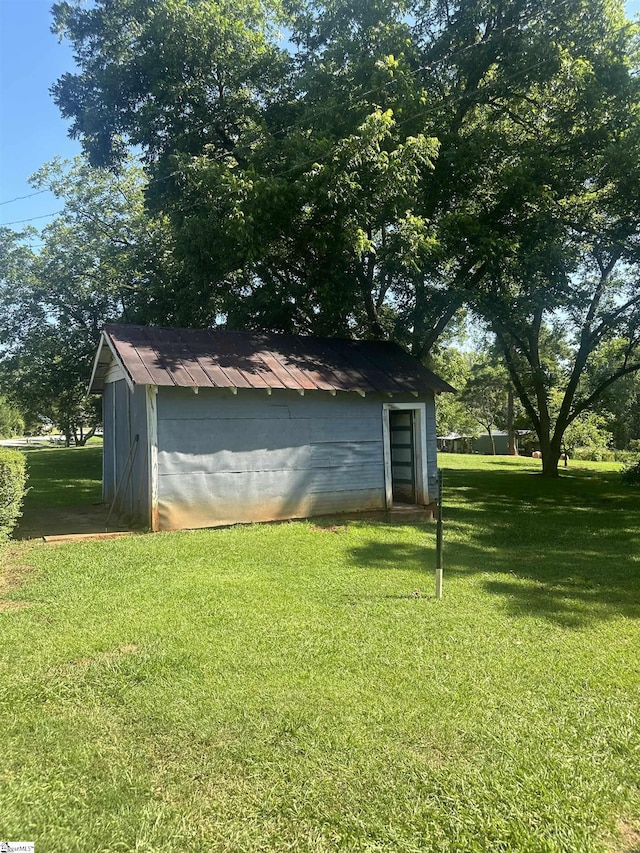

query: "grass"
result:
(20, 445), (102, 510)
(1, 451), (639, 851)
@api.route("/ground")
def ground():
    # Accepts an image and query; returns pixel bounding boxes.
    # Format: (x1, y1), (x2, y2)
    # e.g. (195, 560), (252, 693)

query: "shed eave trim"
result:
(88, 331), (135, 394)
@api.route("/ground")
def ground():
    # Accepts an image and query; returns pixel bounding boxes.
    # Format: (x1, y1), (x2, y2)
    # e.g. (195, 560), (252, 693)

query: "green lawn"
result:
(1, 452), (640, 852)
(21, 445), (102, 510)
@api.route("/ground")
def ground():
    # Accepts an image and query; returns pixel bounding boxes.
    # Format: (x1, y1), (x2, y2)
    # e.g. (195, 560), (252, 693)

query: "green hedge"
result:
(571, 447), (639, 464)
(0, 448), (27, 541)
(621, 458), (640, 486)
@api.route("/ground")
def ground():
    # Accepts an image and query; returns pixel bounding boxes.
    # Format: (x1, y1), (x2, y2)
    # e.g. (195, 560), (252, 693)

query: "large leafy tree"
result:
(50, 0), (640, 474)
(0, 396), (23, 439)
(594, 362), (640, 449)
(0, 157), (173, 444)
(470, 4), (640, 475)
(51, 0), (603, 345)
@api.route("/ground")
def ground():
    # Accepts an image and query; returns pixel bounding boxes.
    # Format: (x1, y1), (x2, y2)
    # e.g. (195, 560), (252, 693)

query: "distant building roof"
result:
(89, 324), (456, 397)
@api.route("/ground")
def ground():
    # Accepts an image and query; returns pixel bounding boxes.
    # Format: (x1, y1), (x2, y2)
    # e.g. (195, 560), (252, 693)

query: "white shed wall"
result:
(155, 387), (438, 530)
(102, 379), (151, 523)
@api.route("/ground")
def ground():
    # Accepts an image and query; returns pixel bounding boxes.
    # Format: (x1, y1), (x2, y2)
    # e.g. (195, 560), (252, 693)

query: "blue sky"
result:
(0, 0), (80, 232)
(1, 0), (640, 237)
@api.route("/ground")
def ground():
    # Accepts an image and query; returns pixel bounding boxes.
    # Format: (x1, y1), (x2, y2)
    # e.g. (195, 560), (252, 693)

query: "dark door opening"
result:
(389, 409), (416, 504)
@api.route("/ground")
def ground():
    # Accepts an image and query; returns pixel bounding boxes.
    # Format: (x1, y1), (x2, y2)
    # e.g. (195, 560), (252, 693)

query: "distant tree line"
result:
(1, 0), (640, 472)
(431, 343), (640, 458)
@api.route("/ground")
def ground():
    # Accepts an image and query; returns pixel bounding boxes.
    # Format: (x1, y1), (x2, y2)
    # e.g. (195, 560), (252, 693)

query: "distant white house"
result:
(438, 430), (535, 455)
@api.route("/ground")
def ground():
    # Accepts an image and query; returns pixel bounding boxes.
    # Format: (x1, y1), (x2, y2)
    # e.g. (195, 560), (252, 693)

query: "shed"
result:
(89, 324), (454, 531)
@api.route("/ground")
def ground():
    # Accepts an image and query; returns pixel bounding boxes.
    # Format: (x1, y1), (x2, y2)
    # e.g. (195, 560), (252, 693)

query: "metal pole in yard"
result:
(435, 468), (443, 599)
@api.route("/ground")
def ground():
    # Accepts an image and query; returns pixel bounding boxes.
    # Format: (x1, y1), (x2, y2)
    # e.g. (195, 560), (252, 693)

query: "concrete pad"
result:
(15, 504), (138, 542)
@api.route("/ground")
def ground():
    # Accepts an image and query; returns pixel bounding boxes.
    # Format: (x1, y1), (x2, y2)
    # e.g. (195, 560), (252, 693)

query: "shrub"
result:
(0, 448), (27, 541)
(621, 458), (640, 486)
(567, 447), (638, 463)
(571, 446), (614, 462)
(613, 450), (640, 465)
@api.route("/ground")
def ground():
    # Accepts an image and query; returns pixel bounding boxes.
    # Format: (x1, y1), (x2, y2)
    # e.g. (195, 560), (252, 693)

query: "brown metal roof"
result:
(89, 324), (455, 396)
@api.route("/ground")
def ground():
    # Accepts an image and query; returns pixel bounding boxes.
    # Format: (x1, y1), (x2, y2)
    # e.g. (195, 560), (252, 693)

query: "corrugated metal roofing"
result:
(90, 324), (455, 396)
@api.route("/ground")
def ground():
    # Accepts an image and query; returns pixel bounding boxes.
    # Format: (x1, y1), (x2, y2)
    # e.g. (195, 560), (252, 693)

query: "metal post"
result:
(435, 468), (443, 599)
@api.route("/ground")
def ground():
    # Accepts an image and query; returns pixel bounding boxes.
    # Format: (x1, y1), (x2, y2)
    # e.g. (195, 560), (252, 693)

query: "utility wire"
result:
(0, 210), (64, 226)
(0, 189), (49, 207)
(2, 0), (636, 225)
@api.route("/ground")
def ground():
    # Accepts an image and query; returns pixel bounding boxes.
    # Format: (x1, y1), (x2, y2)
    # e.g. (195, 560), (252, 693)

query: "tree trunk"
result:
(75, 426), (97, 447)
(540, 432), (563, 477)
(507, 388), (517, 455)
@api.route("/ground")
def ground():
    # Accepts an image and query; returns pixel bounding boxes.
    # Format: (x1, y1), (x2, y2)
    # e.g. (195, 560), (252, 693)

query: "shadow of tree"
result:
(347, 464), (640, 627)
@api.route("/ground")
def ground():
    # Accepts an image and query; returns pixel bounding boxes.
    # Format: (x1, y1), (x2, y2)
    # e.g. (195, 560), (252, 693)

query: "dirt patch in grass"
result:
(615, 820), (640, 852)
(16, 504), (135, 541)
(0, 545), (34, 610)
(310, 524), (347, 534)
(73, 644), (140, 667)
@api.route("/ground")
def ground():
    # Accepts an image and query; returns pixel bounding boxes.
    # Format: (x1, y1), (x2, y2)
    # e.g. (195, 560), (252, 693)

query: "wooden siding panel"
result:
(309, 417), (381, 443)
(158, 465), (382, 496)
(114, 380), (131, 507)
(157, 444), (312, 475)
(157, 387), (410, 421)
(157, 440), (381, 476)
(150, 386), (439, 530)
(129, 385), (150, 521)
(157, 418), (313, 458)
(157, 472), (384, 530)
(102, 382), (116, 502)
(154, 387), (388, 529)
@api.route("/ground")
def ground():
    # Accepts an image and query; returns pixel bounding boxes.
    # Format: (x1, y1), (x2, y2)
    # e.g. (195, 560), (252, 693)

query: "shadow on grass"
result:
(348, 465), (640, 627)
(21, 446), (102, 511)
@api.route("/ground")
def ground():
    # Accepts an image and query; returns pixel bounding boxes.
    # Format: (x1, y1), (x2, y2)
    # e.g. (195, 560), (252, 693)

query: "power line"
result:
(0, 211), (64, 226)
(2, 0), (635, 226)
(0, 189), (49, 207)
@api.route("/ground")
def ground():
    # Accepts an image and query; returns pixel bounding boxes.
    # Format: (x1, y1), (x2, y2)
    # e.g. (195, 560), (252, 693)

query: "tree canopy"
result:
(4, 0), (637, 473)
(0, 157), (175, 443)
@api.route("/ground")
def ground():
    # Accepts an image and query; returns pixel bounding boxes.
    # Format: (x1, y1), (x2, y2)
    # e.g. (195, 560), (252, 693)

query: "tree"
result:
(51, 0), (631, 347)
(0, 157), (173, 444)
(560, 411), (611, 459)
(0, 396), (24, 439)
(585, 344), (640, 450)
(428, 346), (477, 438)
(50, 0), (640, 475)
(459, 361), (511, 454)
(460, 0), (640, 475)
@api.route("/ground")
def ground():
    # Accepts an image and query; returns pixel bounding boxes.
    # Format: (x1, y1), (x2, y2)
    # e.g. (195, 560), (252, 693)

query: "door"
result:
(389, 409), (416, 503)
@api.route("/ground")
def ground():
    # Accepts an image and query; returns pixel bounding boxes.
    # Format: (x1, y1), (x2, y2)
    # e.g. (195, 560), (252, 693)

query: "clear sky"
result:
(1, 0), (640, 239)
(0, 0), (80, 237)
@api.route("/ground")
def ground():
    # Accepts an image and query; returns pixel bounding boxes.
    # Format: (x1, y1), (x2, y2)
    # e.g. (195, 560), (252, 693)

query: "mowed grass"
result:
(21, 445), (102, 509)
(1, 451), (640, 852)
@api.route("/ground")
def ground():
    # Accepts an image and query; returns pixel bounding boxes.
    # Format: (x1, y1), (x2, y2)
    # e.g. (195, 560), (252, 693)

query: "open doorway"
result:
(382, 403), (429, 508)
